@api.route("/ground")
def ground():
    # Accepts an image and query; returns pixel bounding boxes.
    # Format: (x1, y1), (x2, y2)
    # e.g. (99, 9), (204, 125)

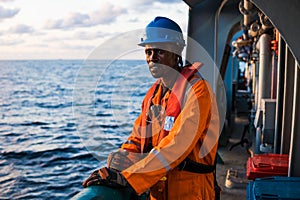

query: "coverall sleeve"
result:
(122, 80), (215, 194)
(121, 113), (143, 153)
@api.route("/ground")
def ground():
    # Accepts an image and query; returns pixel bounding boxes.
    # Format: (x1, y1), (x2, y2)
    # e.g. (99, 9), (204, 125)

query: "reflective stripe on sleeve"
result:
(150, 148), (171, 172)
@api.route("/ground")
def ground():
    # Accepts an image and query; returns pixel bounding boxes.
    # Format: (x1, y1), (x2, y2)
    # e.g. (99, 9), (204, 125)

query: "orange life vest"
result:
(140, 63), (202, 152)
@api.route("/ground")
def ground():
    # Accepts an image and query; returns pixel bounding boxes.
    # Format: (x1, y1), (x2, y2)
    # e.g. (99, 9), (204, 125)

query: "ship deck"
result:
(217, 113), (250, 200)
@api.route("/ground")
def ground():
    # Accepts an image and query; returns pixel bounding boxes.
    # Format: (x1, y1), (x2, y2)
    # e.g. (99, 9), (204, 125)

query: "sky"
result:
(0, 0), (189, 60)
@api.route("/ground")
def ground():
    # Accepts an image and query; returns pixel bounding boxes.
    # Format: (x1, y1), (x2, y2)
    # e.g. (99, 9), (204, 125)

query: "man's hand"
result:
(82, 167), (129, 188)
(82, 169), (102, 188)
(107, 149), (146, 171)
(107, 150), (134, 171)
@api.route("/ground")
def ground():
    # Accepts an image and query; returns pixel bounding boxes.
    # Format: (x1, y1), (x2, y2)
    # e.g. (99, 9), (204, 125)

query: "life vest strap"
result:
(178, 158), (215, 174)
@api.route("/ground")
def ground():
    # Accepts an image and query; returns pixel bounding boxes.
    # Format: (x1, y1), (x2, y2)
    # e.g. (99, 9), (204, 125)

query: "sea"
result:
(0, 60), (154, 199)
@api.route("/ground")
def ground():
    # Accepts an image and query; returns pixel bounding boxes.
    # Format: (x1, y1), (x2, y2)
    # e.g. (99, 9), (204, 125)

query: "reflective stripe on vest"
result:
(150, 148), (171, 172)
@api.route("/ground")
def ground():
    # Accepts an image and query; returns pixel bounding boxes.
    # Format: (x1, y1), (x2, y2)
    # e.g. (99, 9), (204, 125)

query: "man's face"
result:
(144, 44), (178, 79)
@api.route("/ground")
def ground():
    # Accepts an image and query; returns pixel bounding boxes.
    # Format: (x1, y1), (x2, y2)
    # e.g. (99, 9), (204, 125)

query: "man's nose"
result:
(149, 51), (159, 61)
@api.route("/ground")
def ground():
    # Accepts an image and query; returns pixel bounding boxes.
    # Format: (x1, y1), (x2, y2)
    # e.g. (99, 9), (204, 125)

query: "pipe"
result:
(254, 60), (259, 110)
(271, 30), (279, 99)
(273, 35), (285, 154)
(256, 34), (272, 109)
(243, 0), (253, 27)
(253, 34), (272, 153)
(239, 0), (254, 41)
(252, 61), (256, 96)
(249, 22), (260, 37)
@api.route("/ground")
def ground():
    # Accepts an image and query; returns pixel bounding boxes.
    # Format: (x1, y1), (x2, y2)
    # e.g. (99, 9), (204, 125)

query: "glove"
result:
(82, 167), (129, 188)
(82, 169), (100, 187)
(107, 150), (134, 171)
(107, 149), (147, 171)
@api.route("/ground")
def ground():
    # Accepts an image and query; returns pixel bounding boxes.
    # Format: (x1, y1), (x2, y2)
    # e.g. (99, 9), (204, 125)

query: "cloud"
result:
(128, 0), (181, 7)
(0, 38), (23, 46)
(44, 2), (127, 29)
(8, 24), (34, 34)
(74, 31), (110, 40)
(0, 6), (19, 19)
(44, 13), (88, 29)
(61, 43), (95, 51)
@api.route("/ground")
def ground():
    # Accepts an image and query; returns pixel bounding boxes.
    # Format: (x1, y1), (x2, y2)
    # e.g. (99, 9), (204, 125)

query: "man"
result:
(82, 16), (220, 200)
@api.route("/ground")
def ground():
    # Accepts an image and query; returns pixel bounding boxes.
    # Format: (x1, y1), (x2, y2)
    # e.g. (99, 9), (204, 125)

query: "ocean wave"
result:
(0, 60), (146, 199)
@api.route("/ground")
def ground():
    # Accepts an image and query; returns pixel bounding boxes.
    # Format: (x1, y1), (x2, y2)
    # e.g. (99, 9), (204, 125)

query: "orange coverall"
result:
(121, 63), (220, 200)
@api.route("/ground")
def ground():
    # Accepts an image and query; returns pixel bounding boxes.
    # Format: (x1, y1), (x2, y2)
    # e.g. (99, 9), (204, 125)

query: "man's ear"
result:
(175, 55), (181, 65)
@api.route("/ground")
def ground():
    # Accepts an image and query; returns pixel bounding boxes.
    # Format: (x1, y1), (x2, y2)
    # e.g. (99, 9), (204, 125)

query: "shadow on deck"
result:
(217, 113), (251, 200)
